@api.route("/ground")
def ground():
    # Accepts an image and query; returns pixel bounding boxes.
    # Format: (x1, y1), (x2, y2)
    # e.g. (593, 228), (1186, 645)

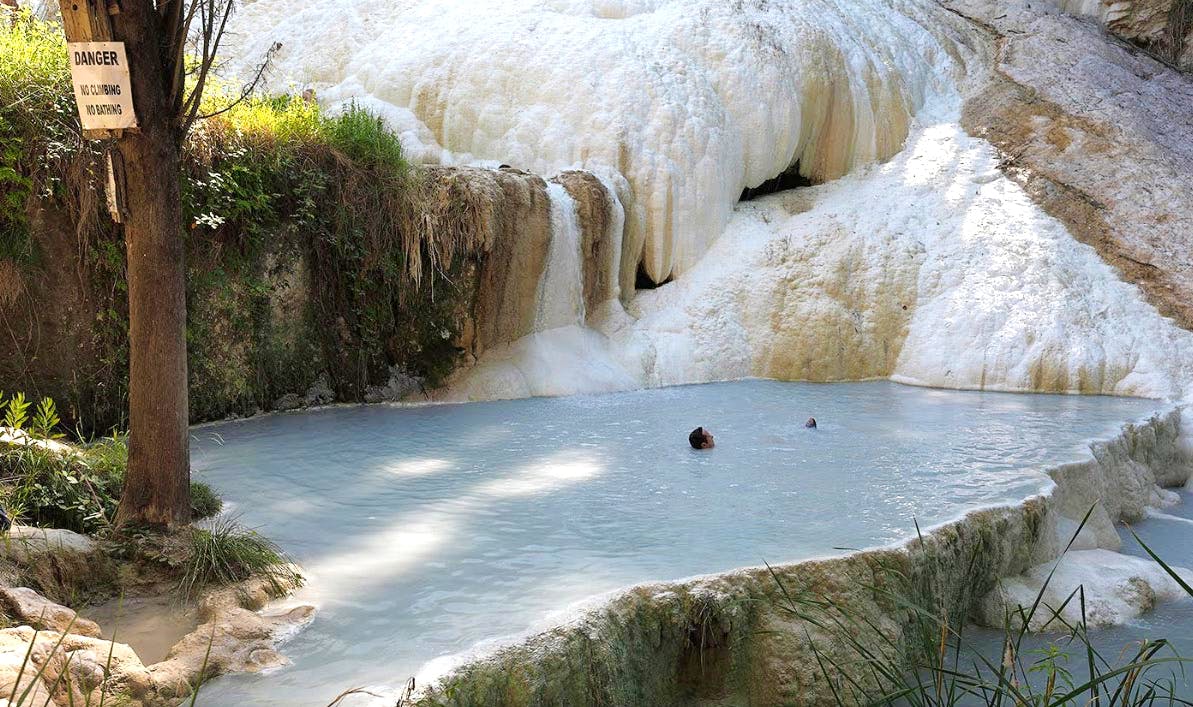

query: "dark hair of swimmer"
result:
(689, 426), (715, 449)
(805, 417), (817, 429)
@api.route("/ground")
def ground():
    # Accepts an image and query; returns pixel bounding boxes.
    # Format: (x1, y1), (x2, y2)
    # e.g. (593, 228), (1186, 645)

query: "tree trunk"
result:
(112, 0), (191, 527)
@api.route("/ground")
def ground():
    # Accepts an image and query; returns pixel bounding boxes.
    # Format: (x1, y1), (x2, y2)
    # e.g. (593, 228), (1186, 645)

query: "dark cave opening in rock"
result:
(738, 160), (814, 201)
(635, 261), (673, 290)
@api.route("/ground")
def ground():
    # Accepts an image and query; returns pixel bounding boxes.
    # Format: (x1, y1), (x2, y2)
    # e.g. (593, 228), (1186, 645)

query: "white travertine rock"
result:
(0, 587), (101, 638)
(949, 0), (1193, 332)
(444, 114), (1193, 403)
(978, 549), (1193, 630)
(0, 576), (314, 707)
(219, 0), (1193, 406)
(1042, 0), (1191, 70)
(223, 0), (973, 286)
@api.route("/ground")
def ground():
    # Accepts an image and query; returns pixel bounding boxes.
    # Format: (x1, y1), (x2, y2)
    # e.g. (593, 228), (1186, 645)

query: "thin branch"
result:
(192, 44), (278, 120)
(179, 0), (236, 135)
(177, 0), (214, 122)
(167, 0), (202, 112)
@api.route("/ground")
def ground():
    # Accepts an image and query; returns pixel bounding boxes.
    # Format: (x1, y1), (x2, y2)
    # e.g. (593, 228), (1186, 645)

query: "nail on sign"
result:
(68, 41), (137, 130)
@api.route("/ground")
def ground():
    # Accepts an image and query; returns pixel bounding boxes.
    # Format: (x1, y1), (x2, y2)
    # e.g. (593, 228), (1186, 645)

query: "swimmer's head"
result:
(689, 427), (715, 449)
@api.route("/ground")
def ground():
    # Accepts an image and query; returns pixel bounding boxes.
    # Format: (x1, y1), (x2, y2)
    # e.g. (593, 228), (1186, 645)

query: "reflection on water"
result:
(192, 380), (1159, 705)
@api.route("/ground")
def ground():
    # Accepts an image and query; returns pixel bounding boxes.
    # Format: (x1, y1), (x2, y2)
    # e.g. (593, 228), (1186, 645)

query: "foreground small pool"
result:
(191, 380), (1161, 705)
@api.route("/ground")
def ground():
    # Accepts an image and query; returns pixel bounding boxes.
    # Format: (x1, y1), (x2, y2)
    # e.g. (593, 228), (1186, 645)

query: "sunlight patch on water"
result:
(479, 454), (603, 498)
(385, 458), (452, 477)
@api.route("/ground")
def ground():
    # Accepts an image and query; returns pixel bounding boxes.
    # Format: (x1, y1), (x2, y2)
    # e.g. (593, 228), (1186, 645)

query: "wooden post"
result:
(59, 0), (130, 215)
(59, 0), (119, 143)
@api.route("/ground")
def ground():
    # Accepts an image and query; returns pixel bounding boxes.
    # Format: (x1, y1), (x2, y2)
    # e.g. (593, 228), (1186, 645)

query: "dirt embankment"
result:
(0, 165), (617, 432)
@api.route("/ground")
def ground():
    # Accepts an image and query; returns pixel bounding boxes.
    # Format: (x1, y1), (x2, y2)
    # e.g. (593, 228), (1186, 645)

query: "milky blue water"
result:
(190, 380), (1160, 706)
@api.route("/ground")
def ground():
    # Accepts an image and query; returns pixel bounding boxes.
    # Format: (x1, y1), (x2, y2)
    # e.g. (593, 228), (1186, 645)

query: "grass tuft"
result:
(189, 481), (223, 521)
(178, 517), (301, 601)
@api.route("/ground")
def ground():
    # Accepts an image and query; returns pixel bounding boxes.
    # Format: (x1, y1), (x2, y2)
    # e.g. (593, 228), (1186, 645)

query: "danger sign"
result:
(67, 41), (137, 131)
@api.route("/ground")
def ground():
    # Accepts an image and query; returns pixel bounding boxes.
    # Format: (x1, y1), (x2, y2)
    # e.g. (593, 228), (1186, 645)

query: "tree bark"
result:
(111, 0), (191, 527)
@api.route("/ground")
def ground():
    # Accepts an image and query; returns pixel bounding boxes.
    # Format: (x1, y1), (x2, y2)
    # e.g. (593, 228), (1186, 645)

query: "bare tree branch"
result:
(166, 0), (202, 113)
(178, 0), (235, 134)
(193, 42), (279, 121)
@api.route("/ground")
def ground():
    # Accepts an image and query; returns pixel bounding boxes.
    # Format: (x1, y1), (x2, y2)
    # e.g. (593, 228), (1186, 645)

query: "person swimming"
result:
(688, 426), (715, 449)
(805, 417), (817, 429)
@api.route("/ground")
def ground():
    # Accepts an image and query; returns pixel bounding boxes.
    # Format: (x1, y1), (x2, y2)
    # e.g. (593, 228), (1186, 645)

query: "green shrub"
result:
(0, 433), (126, 533)
(190, 481), (223, 520)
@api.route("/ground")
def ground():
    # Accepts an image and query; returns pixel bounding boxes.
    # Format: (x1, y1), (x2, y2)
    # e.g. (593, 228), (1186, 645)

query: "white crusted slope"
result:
(223, 0), (973, 286)
(446, 106), (1193, 402)
(977, 549), (1193, 630)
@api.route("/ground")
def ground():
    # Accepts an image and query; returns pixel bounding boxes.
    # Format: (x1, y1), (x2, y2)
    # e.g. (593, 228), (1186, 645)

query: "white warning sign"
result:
(67, 42), (137, 131)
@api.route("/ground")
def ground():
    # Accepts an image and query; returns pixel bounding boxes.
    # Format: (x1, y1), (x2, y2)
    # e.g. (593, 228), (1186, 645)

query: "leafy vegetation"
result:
(1, 12), (480, 435)
(0, 10), (98, 266)
(0, 441), (123, 534)
(0, 392), (223, 531)
(0, 391), (127, 533)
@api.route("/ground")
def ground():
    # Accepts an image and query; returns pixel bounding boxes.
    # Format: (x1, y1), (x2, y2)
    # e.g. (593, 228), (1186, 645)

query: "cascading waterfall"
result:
(534, 184), (586, 333)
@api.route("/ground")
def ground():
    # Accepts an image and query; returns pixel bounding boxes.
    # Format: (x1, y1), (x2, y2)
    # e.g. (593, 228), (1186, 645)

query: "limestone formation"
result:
(444, 112), (1193, 402)
(440, 0), (1193, 403)
(223, 0), (975, 284)
(952, 0), (1193, 332)
(1044, 0), (1193, 69)
(149, 578), (315, 700)
(447, 167), (554, 357)
(550, 171), (622, 315)
(0, 587), (101, 638)
(0, 577), (313, 707)
(978, 549), (1193, 630)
